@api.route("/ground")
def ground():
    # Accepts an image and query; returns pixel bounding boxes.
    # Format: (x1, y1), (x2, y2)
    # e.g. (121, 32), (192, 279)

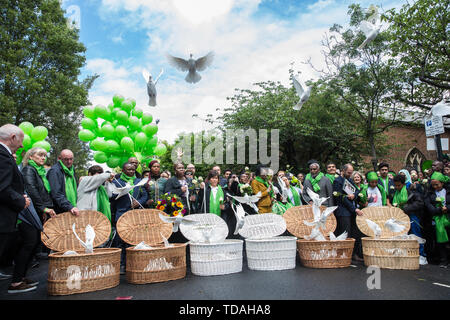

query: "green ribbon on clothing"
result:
(289, 186), (301, 206)
(96, 185), (111, 222)
(305, 172), (324, 193)
(325, 173), (336, 184)
(120, 173), (136, 194)
(59, 160), (77, 207)
(209, 185), (224, 216)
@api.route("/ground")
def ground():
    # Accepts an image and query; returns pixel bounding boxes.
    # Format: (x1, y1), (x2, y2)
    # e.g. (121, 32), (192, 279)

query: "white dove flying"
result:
(166, 52), (214, 84)
(304, 227), (326, 241)
(385, 218), (408, 233)
(142, 68), (164, 107)
(365, 219), (382, 238)
(292, 74), (311, 111)
(229, 191), (261, 213)
(357, 6), (383, 49)
(72, 223), (96, 253)
(304, 206), (338, 230)
(306, 188), (329, 207)
(158, 212), (198, 233)
(232, 203), (247, 235)
(329, 231), (348, 241)
(110, 177), (149, 200)
(431, 100), (450, 117)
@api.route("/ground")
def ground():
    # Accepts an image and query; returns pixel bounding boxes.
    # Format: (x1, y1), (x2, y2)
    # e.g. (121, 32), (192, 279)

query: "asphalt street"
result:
(0, 253), (449, 301)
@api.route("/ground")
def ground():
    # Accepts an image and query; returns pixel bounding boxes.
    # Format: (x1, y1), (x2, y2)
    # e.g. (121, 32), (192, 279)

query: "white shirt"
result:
(0, 142), (12, 155)
(367, 186), (382, 207)
(211, 186), (218, 199)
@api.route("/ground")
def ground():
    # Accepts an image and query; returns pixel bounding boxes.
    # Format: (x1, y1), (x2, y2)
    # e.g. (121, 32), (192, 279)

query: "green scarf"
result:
(380, 176), (389, 193)
(272, 201), (293, 215)
(434, 214), (450, 243)
(326, 173), (336, 184)
(97, 185), (111, 222)
(255, 176), (274, 198)
(289, 186), (301, 206)
(392, 185), (408, 209)
(305, 172), (324, 193)
(59, 160), (77, 207)
(29, 160), (50, 192)
(120, 173), (136, 194)
(209, 185), (224, 216)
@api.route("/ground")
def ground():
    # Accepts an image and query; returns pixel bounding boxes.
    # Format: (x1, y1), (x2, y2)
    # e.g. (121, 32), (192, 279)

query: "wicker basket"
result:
(245, 236), (297, 271)
(284, 205), (355, 269)
(239, 213), (287, 239)
(44, 211), (121, 296)
(117, 209), (187, 284)
(357, 207), (419, 270)
(189, 240), (243, 276)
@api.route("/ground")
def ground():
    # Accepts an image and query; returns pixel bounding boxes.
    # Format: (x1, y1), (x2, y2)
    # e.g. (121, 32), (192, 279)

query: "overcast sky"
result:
(62, 0), (405, 145)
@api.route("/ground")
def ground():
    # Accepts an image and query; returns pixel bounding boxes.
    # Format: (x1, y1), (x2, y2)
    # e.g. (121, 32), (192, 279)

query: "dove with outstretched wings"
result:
(158, 212), (198, 233)
(166, 52), (214, 84)
(142, 68), (164, 107)
(358, 6), (383, 49)
(292, 74), (311, 111)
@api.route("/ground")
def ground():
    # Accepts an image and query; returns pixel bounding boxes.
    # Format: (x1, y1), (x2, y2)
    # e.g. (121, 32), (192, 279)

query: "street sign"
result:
(424, 115), (445, 137)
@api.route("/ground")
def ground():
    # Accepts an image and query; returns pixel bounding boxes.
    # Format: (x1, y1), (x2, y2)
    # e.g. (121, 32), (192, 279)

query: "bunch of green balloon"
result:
(78, 94), (167, 168)
(16, 122), (51, 164)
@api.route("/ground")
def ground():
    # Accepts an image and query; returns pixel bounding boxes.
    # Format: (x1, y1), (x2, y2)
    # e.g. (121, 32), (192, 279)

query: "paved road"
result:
(1, 254), (449, 300)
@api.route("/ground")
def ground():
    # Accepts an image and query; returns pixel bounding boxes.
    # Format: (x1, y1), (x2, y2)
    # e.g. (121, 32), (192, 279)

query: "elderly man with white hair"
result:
(46, 149), (79, 216)
(0, 124), (35, 292)
(302, 159), (334, 207)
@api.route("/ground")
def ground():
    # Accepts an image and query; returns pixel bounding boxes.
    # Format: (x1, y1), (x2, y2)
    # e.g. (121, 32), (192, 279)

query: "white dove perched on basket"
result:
(158, 212), (198, 233)
(228, 191), (261, 213)
(72, 223), (96, 254)
(142, 68), (164, 107)
(166, 52), (214, 84)
(365, 218), (382, 238)
(291, 73), (311, 111)
(385, 218), (408, 234)
(357, 5), (383, 49)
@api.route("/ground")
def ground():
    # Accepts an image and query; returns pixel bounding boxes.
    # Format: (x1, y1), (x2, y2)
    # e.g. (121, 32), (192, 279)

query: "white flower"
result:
(333, 191), (338, 196)
(393, 203), (398, 207)
(192, 179), (198, 184)
(390, 186), (395, 190)
(244, 167), (249, 171)
(422, 179), (428, 184)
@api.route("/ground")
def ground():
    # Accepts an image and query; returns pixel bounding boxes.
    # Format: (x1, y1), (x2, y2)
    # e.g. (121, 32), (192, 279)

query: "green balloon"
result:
(130, 99), (136, 108)
(106, 139), (120, 153)
(92, 138), (107, 152)
(30, 126), (48, 141)
(113, 94), (125, 107)
(143, 124), (158, 136)
(107, 103), (114, 111)
(115, 125), (128, 140)
(106, 156), (121, 168)
(94, 105), (110, 119)
(89, 140), (98, 151)
(132, 107), (143, 119)
(121, 99), (133, 113)
(94, 151), (108, 164)
(116, 110), (129, 125)
(101, 121), (112, 127)
(129, 131), (138, 140)
(22, 134), (32, 149)
(78, 129), (96, 142)
(134, 132), (147, 148)
(100, 125), (115, 138)
(154, 144), (167, 156)
(120, 137), (134, 152)
(112, 107), (121, 118)
(19, 122), (34, 135)
(32, 140), (51, 152)
(128, 116), (140, 130)
(142, 112), (153, 125)
(83, 105), (96, 119)
(81, 118), (97, 130)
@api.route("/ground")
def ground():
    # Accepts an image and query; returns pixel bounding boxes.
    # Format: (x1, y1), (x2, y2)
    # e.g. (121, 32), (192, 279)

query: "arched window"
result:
(404, 147), (426, 172)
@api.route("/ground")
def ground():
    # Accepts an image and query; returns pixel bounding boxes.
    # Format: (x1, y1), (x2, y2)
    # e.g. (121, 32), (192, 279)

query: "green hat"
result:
(431, 172), (450, 183)
(367, 171), (379, 182)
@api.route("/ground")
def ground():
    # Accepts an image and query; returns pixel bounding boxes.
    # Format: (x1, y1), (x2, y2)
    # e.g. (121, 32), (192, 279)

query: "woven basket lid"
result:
(41, 210), (111, 252)
(283, 205), (337, 239)
(116, 209), (173, 246)
(239, 213), (286, 239)
(356, 206), (411, 238)
(179, 213), (228, 243)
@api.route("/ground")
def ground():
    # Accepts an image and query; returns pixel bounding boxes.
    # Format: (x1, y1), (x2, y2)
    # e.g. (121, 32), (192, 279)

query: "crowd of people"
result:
(1, 123), (449, 294)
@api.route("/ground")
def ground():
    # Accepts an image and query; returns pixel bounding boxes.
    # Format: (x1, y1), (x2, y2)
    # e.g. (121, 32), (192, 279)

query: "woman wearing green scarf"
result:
(425, 171), (450, 267)
(22, 147), (55, 222)
(198, 170), (225, 215)
(76, 165), (115, 223)
(393, 174), (427, 264)
(282, 176), (302, 206)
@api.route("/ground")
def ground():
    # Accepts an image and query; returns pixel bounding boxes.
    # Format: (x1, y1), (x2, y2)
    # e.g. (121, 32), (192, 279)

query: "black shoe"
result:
(352, 255), (364, 263)
(8, 282), (37, 294)
(22, 278), (39, 286)
(439, 261), (448, 268)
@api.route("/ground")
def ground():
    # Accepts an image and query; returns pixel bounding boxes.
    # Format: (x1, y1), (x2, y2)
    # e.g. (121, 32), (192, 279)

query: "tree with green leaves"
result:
(385, 0), (449, 109)
(0, 0), (97, 176)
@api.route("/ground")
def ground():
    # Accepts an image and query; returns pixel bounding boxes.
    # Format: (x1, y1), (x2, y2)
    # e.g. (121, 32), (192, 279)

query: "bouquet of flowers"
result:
(156, 193), (186, 217)
(239, 183), (253, 196)
(189, 176), (203, 191)
(435, 196), (444, 208)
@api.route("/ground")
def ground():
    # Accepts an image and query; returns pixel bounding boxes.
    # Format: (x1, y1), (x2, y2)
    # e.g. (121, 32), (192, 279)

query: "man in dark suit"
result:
(0, 124), (35, 292)
(333, 163), (364, 262)
(46, 149), (79, 216)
